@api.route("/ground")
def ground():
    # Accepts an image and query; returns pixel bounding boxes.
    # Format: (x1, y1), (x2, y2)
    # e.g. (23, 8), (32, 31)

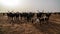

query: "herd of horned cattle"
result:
(3, 12), (60, 24)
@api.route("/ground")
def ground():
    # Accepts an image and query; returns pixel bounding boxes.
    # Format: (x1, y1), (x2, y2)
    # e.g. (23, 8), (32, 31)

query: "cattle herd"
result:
(3, 12), (53, 24)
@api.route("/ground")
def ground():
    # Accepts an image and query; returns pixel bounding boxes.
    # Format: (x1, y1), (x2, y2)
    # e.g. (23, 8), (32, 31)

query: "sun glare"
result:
(0, 0), (24, 8)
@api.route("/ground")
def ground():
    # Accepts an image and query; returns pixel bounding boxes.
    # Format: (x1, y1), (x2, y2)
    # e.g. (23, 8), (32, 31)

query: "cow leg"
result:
(40, 19), (43, 24)
(39, 19), (43, 25)
(27, 19), (29, 22)
(47, 18), (49, 23)
(40, 20), (42, 25)
(12, 17), (14, 23)
(48, 17), (49, 22)
(31, 19), (33, 23)
(39, 18), (41, 24)
(11, 16), (14, 23)
(20, 17), (21, 20)
(8, 16), (11, 24)
(16, 17), (20, 23)
(41, 19), (44, 24)
(31, 18), (34, 23)
(9, 17), (13, 24)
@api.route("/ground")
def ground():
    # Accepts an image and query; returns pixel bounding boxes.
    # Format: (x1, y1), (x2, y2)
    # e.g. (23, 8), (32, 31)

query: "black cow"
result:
(20, 13), (34, 22)
(37, 13), (43, 23)
(26, 13), (34, 22)
(19, 13), (28, 22)
(57, 12), (60, 15)
(37, 13), (43, 18)
(19, 13), (23, 20)
(7, 12), (15, 23)
(3, 13), (5, 15)
(45, 13), (51, 21)
(15, 12), (20, 21)
(40, 13), (51, 24)
(21, 13), (28, 20)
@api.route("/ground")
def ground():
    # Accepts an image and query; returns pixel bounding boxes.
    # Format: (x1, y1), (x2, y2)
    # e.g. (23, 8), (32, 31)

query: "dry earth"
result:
(0, 14), (60, 34)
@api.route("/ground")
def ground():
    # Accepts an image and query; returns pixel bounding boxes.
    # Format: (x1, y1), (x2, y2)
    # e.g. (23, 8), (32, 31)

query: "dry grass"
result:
(0, 14), (60, 34)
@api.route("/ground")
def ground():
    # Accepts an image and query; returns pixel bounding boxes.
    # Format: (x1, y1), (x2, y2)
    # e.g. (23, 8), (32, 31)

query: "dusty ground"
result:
(0, 14), (60, 34)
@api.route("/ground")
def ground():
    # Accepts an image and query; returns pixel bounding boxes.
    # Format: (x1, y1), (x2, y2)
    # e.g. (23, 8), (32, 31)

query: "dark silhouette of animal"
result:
(7, 12), (15, 23)
(37, 12), (43, 18)
(40, 13), (51, 24)
(45, 13), (51, 21)
(15, 13), (19, 18)
(3, 13), (5, 15)
(19, 13), (23, 20)
(37, 13), (43, 23)
(15, 12), (20, 21)
(26, 13), (34, 22)
(19, 13), (34, 22)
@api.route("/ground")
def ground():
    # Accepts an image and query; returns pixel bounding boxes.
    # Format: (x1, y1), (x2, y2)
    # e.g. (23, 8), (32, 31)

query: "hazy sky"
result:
(0, 0), (60, 13)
